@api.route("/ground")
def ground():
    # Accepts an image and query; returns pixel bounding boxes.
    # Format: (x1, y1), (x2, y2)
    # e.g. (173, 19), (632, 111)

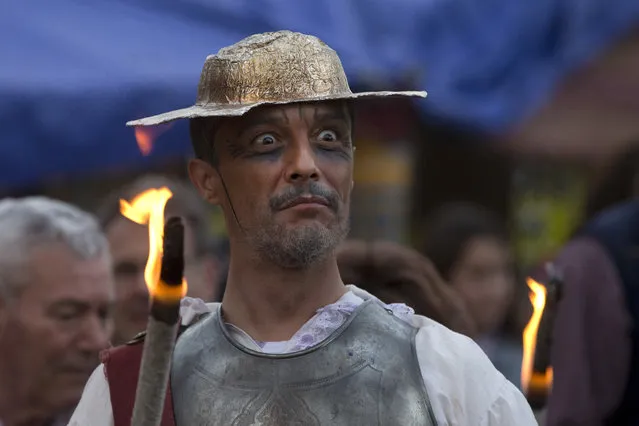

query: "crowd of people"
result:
(0, 176), (533, 425)
(0, 30), (637, 426)
(2, 163), (636, 426)
(1, 171), (637, 425)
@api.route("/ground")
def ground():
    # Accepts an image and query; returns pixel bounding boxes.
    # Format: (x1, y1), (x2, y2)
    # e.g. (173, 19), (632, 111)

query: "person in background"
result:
(422, 202), (529, 388)
(0, 197), (114, 426)
(538, 149), (639, 426)
(96, 174), (227, 345)
(337, 239), (476, 337)
(584, 145), (639, 219)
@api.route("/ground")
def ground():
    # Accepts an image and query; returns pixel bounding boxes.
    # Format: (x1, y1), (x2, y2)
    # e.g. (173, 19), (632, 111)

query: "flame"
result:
(133, 123), (174, 156)
(119, 187), (187, 302)
(521, 278), (553, 394)
(134, 127), (153, 156)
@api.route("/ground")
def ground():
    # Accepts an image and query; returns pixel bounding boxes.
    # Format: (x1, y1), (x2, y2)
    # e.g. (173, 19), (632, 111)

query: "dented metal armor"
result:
(171, 299), (437, 425)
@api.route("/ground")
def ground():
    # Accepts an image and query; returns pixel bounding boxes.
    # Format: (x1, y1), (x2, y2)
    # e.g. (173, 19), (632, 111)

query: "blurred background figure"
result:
(585, 145), (639, 218)
(421, 202), (529, 388)
(337, 239), (476, 337)
(535, 152), (639, 426)
(95, 174), (227, 345)
(0, 197), (114, 426)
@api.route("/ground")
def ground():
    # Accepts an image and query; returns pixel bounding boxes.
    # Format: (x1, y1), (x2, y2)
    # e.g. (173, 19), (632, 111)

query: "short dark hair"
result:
(189, 101), (356, 165)
(96, 174), (220, 257)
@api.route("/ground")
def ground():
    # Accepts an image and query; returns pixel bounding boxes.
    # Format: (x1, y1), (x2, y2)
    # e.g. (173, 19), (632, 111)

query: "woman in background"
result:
(422, 202), (529, 388)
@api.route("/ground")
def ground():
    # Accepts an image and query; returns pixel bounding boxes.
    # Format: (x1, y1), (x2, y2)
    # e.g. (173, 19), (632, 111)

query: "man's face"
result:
(105, 218), (220, 344)
(189, 101), (354, 268)
(0, 243), (114, 415)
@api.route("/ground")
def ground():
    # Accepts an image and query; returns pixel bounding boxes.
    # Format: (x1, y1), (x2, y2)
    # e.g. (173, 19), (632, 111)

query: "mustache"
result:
(269, 182), (340, 213)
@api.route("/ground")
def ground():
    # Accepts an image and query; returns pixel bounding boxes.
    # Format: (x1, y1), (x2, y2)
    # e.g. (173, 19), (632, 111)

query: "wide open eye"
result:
(318, 130), (338, 142)
(254, 133), (277, 146)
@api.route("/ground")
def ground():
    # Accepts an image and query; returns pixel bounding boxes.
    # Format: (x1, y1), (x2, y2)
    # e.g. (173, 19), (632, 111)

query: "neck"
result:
(221, 251), (346, 342)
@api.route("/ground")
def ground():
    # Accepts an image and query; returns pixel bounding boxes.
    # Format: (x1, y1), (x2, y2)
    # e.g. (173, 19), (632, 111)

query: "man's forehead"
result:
(19, 245), (113, 301)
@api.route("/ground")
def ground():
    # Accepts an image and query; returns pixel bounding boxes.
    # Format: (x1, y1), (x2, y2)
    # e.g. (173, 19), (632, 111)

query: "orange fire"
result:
(134, 127), (153, 156)
(521, 278), (553, 394)
(119, 187), (187, 303)
(133, 123), (174, 156)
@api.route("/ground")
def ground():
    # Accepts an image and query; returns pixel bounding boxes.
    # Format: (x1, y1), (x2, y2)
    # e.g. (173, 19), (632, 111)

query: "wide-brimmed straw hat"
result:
(126, 30), (426, 127)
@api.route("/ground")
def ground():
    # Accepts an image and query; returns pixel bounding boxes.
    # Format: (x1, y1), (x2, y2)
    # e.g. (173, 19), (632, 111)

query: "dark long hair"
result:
(421, 202), (530, 340)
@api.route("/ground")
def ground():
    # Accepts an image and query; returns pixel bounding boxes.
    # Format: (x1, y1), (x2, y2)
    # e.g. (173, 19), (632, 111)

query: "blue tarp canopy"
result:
(3, 0), (639, 188)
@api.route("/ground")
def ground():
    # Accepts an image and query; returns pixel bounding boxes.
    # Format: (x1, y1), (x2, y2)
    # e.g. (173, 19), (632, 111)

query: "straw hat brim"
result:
(126, 90), (427, 127)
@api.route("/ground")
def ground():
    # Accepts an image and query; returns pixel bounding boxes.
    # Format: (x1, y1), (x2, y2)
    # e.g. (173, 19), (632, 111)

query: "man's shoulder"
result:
(117, 298), (217, 347)
(351, 285), (502, 378)
(410, 313), (491, 369)
(123, 330), (149, 346)
(120, 321), (212, 353)
(410, 314), (525, 421)
(412, 315), (507, 398)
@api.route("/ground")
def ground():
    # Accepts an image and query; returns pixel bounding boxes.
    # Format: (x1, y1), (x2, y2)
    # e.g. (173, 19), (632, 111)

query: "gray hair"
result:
(0, 197), (109, 299)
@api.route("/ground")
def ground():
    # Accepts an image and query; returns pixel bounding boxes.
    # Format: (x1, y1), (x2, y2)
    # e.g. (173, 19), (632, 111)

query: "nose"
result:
(284, 141), (319, 183)
(114, 261), (149, 298)
(77, 315), (112, 353)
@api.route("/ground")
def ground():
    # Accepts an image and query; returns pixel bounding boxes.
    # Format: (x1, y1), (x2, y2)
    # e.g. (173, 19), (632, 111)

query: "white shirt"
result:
(68, 286), (537, 425)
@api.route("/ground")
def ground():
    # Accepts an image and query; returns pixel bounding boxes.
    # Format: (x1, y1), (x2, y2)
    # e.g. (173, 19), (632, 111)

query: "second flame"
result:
(521, 278), (553, 394)
(133, 123), (174, 156)
(119, 187), (188, 301)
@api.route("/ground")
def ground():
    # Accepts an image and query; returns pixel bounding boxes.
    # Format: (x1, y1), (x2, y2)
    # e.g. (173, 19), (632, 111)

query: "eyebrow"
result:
(312, 106), (350, 125)
(236, 104), (351, 137)
(236, 108), (290, 140)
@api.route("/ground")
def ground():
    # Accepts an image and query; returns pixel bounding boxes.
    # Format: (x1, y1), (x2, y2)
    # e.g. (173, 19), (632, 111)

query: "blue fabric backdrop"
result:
(2, 0), (639, 187)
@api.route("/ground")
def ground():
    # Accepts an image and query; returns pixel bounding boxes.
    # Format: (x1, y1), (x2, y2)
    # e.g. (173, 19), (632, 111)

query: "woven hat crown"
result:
(126, 30), (425, 127)
(196, 31), (351, 106)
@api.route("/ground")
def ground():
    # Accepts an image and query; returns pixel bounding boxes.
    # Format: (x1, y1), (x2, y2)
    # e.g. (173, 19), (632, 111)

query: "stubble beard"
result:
(249, 213), (350, 270)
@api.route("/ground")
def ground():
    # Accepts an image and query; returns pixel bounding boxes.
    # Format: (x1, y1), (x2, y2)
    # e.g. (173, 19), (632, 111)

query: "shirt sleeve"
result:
(544, 237), (632, 426)
(67, 365), (114, 426)
(413, 316), (538, 425)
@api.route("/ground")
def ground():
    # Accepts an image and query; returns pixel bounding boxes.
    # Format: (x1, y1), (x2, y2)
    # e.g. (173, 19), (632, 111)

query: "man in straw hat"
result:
(69, 31), (536, 425)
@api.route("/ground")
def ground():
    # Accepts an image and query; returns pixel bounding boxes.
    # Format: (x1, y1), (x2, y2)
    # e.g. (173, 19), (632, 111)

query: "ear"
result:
(188, 159), (223, 205)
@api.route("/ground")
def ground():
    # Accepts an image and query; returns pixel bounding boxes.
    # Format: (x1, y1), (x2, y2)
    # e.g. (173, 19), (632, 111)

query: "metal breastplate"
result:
(171, 299), (437, 425)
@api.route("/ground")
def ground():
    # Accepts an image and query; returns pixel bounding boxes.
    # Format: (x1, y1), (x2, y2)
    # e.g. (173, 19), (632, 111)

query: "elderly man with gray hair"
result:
(0, 197), (115, 426)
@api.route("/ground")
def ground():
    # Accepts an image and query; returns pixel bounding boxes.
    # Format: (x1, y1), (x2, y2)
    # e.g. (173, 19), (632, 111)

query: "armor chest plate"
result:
(171, 300), (436, 425)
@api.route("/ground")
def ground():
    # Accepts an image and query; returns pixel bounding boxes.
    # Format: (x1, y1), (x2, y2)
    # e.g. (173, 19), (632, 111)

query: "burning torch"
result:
(521, 263), (563, 410)
(120, 187), (188, 426)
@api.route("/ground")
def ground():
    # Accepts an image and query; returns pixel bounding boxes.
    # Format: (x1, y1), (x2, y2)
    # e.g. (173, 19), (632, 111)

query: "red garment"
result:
(100, 340), (177, 426)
